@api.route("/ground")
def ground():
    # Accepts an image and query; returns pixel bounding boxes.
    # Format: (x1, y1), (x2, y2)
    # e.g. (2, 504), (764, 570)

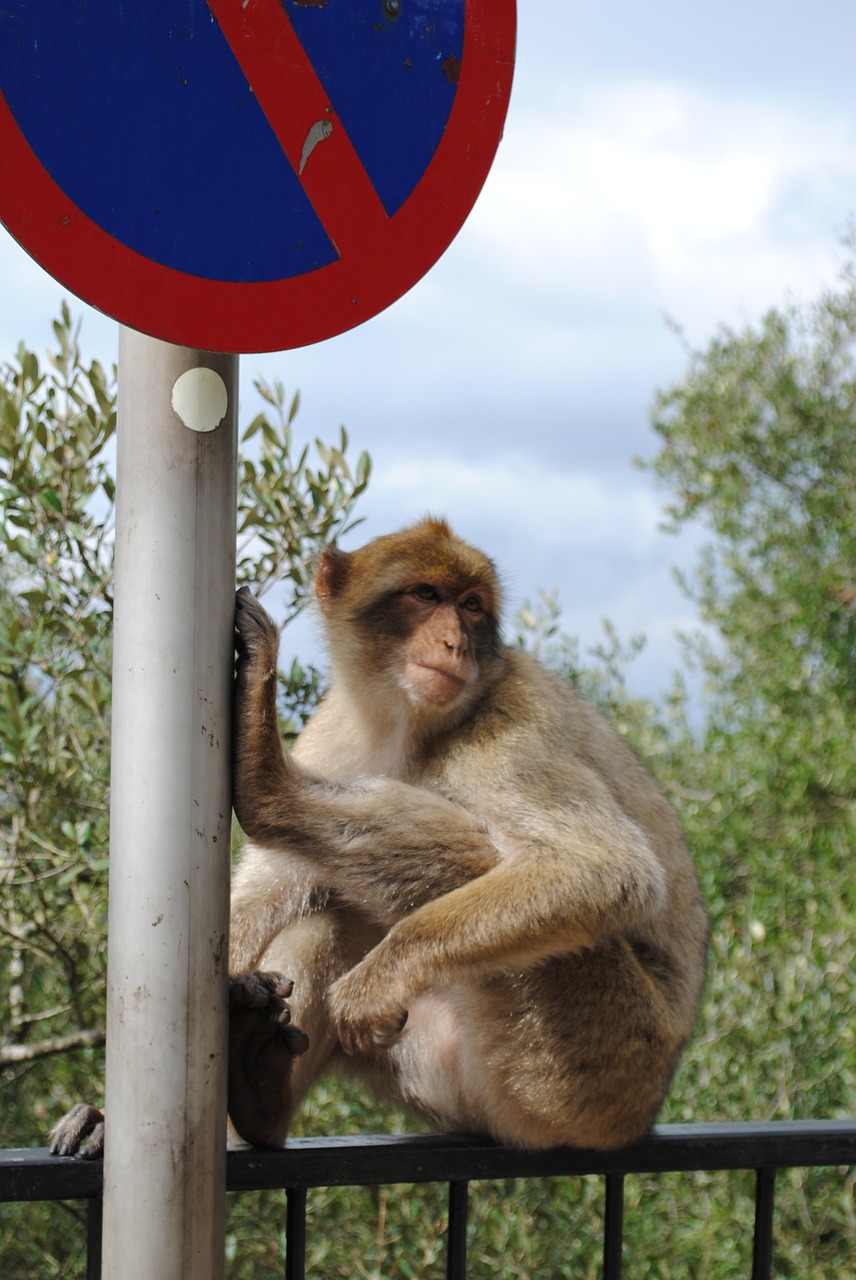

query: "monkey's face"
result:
(395, 582), (491, 708)
(350, 573), (500, 725)
(315, 519), (504, 725)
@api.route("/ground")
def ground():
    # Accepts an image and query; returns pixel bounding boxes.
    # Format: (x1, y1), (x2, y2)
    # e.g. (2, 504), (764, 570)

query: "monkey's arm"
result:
(235, 776), (666, 1057)
(233, 582), (663, 925)
(233, 587), (667, 1052)
(237, 724), (666, 1056)
(233, 586), (500, 921)
(233, 584), (662, 933)
(326, 796), (667, 1052)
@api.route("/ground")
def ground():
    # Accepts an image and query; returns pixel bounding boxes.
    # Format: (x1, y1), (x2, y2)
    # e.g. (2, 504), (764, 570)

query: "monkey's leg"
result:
(356, 946), (677, 1153)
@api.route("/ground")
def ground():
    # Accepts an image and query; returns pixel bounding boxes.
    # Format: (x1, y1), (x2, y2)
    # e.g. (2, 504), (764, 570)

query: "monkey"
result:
(225, 517), (708, 1151)
(50, 517), (707, 1158)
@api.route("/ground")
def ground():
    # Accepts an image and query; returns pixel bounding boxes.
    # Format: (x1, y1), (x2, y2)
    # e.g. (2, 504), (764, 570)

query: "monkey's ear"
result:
(316, 547), (350, 615)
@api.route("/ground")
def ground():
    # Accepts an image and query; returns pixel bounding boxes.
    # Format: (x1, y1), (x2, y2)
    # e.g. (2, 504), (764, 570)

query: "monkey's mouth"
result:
(405, 662), (467, 705)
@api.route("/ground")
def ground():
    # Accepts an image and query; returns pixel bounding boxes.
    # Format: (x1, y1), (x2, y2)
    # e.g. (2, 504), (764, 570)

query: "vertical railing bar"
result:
(86, 1196), (102, 1280)
(285, 1185), (308, 1280)
(446, 1180), (470, 1280)
(603, 1173), (625, 1280)
(751, 1168), (776, 1280)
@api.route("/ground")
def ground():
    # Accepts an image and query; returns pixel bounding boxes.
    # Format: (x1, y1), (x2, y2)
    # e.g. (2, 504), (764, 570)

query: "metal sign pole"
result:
(101, 329), (238, 1280)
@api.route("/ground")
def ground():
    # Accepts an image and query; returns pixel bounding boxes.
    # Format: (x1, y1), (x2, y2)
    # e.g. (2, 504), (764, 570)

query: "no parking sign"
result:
(0, 0), (515, 352)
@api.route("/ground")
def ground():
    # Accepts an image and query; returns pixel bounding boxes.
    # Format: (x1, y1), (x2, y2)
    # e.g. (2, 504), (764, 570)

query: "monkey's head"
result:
(316, 518), (505, 729)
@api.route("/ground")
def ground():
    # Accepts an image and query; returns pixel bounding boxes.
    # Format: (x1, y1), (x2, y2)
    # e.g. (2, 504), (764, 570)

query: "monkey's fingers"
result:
(337, 1007), (409, 1056)
(230, 971), (295, 1024)
(234, 588), (279, 658)
(49, 1102), (105, 1159)
(329, 964), (410, 1056)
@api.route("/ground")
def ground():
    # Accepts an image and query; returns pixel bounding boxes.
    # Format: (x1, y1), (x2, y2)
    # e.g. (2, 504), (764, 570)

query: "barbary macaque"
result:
(51, 518), (707, 1159)
(227, 518), (708, 1150)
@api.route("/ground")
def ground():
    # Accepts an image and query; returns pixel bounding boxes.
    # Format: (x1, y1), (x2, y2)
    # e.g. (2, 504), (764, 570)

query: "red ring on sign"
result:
(0, 0), (515, 353)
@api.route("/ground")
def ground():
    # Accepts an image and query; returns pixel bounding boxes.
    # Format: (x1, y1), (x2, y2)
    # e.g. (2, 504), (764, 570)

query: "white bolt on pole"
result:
(101, 328), (238, 1280)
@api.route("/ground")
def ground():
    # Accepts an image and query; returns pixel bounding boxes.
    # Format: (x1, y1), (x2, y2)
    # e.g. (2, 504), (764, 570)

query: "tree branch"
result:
(0, 1027), (104, 1065)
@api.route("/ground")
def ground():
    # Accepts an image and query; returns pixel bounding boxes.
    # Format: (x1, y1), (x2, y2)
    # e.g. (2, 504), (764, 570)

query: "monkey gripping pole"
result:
(101, 329), (237, 1280)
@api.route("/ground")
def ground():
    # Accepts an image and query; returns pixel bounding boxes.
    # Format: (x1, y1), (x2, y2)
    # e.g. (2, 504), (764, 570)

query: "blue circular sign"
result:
(0, 1), (515, 352)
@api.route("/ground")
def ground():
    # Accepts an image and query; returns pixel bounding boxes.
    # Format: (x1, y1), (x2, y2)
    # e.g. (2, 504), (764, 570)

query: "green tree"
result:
(644, 271), (856, 1127)
(0, 308), (373, 1276)
(638, 270), (856, 1274)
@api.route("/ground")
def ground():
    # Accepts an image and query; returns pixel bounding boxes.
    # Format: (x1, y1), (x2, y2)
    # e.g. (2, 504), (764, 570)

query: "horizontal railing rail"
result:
(2, 1120), (855, 1279)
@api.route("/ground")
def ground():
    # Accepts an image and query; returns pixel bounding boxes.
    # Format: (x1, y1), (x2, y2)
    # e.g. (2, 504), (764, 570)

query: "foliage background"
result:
(0, 283), (853, 1275)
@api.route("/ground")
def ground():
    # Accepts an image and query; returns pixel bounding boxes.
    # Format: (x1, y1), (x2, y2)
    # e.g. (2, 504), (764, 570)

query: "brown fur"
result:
(228, 518), (708, 1152)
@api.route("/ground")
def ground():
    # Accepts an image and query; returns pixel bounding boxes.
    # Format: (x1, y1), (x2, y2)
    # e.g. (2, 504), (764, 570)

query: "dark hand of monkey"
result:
(233, 588), (293, 833)
(49, 1102), (105, 1159)
(228, 972), (309, 1148)
(234, 586), (280, 684)
(229, 970), (299, 1019)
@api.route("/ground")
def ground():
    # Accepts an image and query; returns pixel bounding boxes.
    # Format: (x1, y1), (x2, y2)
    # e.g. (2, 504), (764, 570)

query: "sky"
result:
(3, 0), (856, 701)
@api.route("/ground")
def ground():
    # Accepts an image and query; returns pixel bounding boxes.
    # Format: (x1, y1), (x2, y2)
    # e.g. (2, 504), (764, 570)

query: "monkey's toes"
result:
(49, 1102), (105, 1159)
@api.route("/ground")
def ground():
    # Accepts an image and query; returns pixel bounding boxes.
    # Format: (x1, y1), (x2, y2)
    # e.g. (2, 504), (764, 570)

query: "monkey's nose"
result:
(444, 638), (467, 655)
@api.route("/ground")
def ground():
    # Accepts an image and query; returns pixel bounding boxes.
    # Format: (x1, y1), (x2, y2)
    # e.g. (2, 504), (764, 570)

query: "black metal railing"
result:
(2, 1119), (855, 1279)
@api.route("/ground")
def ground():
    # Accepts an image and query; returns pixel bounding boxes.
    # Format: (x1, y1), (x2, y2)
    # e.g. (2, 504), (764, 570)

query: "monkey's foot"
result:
(228, 971), (309, 1148)
(49, 1102), (105, 1159)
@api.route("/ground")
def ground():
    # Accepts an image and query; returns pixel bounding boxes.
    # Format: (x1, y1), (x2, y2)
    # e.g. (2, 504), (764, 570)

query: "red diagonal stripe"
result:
(208, 0), (389, 260)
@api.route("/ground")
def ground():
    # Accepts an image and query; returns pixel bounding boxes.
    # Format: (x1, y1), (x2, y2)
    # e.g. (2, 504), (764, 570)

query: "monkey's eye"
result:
(460, 595), (484, 614)
(412, 584), (439, 602)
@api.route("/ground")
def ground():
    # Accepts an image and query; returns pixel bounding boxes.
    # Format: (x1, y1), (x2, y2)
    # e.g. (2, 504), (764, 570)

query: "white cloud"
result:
(464, 81), (856, 334)
(369, 451), (664, 556)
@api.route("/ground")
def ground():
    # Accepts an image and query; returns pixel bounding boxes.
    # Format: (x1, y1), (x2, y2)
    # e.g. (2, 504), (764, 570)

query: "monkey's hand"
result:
(49, 1102), (105, 1159)
(329, 956), (409, 1056)
(228, 972), (309, 1148)
(233, 589), (292, 834)
(234, 587), (279, 681)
